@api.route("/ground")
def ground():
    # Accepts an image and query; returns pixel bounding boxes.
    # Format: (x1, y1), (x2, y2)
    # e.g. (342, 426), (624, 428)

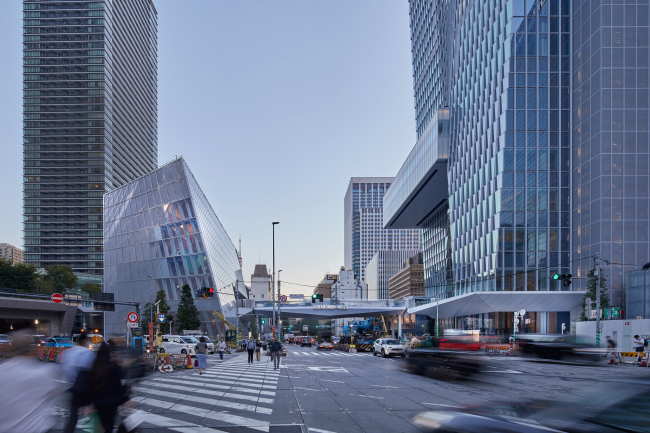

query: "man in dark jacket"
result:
(63, 332), (96, 433)
(270, 338), (283, 370)
(246, 339), (256, 363)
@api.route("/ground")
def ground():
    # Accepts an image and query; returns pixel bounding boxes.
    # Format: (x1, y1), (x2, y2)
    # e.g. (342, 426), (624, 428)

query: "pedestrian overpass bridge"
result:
(252, 299), (407, 319)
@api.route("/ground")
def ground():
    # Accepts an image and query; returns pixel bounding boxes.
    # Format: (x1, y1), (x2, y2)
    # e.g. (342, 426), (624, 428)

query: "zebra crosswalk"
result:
(126, 355), (282, 432)
(288, 350), (372, 357)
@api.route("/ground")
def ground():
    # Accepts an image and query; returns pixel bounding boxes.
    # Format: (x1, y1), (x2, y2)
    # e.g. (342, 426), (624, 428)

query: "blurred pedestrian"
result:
(255, 339), (261, 361)
(246, 339), (256, 363)
(0, 331), (60, 433)
(90, 342), (130, 433)
(63, 332), (96, 433)
(217, 338), (227, 362)
(195, 336), (208, 375)
(633, 335), (644, 353)
(270, 338), (283, 370)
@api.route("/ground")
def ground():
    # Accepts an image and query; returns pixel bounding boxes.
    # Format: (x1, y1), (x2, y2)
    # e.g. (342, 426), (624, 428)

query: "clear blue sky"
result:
(0, 1), (416, 296)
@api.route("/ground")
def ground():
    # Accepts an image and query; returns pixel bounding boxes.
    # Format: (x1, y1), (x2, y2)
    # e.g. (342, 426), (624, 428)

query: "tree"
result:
(176, 284), (200, 333)
(79, 283), (101, 295)
(142, 289), (174, 334)
(0, 259), (39, 292)
(581, 267), (610, 321)
(43, 264), (78, 293)
(248, 320), (259, 340)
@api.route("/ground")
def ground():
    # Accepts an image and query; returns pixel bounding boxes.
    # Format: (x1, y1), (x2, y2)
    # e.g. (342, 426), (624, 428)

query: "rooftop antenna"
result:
(238, 236), (243, 269)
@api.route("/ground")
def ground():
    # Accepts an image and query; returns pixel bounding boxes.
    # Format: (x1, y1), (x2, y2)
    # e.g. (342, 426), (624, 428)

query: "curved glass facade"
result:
(103, 157), (242, 339)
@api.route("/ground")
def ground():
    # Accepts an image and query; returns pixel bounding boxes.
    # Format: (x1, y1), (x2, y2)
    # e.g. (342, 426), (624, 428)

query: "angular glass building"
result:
(103, 157), (244, 339)
(22, 0), (158, 275)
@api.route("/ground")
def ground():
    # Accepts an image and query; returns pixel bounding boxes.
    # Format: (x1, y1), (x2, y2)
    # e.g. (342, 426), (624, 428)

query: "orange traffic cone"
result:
(38, 346), (44, 360)
(610, 351), (617, 364)
(187, 352), (193, 369)
(58, 348), (65, 363)
(639, 354), (647, 367)
(48, 347), (56, 361)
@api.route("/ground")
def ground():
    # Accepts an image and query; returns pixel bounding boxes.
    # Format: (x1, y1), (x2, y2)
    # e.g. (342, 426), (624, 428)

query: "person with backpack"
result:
(246, 339), (257, 363)
(633, 335), (645, 353)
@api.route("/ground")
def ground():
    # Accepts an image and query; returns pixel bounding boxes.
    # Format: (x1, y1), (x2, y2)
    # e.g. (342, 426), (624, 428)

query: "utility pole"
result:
(278, 270), (282, 341)
(272, 222), (279, 339)
(595, 254), (602, 348)
(234, 281), (240, 342)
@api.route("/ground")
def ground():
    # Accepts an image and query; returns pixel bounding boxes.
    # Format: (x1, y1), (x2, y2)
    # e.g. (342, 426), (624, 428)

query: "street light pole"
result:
(436, 297), (439, 339)
(272, 222), (279, 339)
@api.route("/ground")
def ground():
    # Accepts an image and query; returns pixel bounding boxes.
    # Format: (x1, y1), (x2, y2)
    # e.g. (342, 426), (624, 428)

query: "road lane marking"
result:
(423, 403), (463, 408)
(145, 382), (275, 404)
(138, 411), (230, 433)
(154, 377), (276, 396)
(321, 379), (344, 383)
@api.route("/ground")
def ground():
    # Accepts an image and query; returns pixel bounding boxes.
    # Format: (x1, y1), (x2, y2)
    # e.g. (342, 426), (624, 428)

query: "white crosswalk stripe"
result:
(129, 358), (280, 432)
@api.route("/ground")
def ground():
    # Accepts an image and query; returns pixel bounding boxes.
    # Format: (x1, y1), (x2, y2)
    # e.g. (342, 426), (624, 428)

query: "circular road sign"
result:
(91, 335), (102, 344)
(51, 293), (63, 304)
(127, 311), (139, 323)
(280, 295), (288, 303)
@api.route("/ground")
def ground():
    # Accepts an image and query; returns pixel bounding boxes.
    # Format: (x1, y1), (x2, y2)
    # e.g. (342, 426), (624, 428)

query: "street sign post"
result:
(280, 295), (287, 303)
(157, 313), (166, 323)
(127, 312), (139, 323)
(51, 293), (63, 304)
(127, 322), (139, 328)
(91, 335), (102, 344)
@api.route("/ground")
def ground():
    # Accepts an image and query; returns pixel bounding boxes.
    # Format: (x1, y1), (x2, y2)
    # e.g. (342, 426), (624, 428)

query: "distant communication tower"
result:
(238, 236), (243, 269)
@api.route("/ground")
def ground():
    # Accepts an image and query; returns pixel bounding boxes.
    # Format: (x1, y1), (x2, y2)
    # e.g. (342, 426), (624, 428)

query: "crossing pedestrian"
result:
(90, 342), (131, 433)
(217, 338), (227, 362)
(63, 332), (96, 433)
(246, 339), (257, 363)
(195, 336), (208, 375)
(633, 335), (645, 353)
(255, 339), (261, 361)
(270, 338), (283, 370)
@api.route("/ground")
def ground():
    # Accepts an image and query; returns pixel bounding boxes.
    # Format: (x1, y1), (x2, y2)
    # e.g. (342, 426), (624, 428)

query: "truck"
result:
(339, 317), (385, 351)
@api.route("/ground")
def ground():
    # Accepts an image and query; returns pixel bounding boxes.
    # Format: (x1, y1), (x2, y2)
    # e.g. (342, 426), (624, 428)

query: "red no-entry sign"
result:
(51, 293), (63, 304)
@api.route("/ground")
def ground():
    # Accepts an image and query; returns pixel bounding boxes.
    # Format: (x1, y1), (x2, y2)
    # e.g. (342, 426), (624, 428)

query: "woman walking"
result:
(195, 336), (208, 375)
(90, 342), (130, 433)
(255, 339), (261, 361)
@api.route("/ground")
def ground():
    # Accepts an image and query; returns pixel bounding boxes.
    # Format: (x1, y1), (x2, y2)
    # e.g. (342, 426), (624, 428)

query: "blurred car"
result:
(0, 334), (12, 345)
(44, 337), (72, 348)
(317, 341), (333, 350)
(332, 336), (340, 344)
(31, 335), (47, 345)
(159, 335), (196, 356)
(181, 336), (214, 354)
(413, 379), (650, 432)
(406, 334), (483, 380)
(516, 334), (600, 363)
(301, 337), (312, 347)
(373, 338), (406, 358)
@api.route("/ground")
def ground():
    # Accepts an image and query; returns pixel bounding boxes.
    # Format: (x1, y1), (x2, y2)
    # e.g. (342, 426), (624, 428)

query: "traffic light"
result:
(261, 318), (266, 324)
(208, 287), (214, 297)
(311, 294), (324, 303)
(551, 273), (572, 286)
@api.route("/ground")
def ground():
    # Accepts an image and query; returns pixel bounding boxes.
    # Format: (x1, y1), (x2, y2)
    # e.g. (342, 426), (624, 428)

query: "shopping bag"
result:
(194, 359), (198, 367)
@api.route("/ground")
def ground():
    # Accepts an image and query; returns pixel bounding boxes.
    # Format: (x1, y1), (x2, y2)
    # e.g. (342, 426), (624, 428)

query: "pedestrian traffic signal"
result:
(551, 273), (572, 286)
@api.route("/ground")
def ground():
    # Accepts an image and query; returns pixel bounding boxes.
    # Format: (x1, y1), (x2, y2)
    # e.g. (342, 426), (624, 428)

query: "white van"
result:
(159, 335), (196, 356)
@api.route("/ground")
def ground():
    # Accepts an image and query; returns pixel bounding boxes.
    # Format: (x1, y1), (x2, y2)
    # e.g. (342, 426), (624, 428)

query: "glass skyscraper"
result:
(385, 0), (650, 332)
(344, 177), (421, 284)
(22, 0), (158, 275)
(103, 157), (244, 339)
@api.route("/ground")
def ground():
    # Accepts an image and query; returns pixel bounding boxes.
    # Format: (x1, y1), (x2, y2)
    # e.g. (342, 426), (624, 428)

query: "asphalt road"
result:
(47, 345), (650, 432)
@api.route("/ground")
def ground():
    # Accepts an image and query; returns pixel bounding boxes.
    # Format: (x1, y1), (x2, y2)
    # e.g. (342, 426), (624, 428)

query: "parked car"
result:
(44, 337), (72, 348)
(301, 337), (312, 347)
(373, 338), (406, 358)
(159, 335), (196, 356)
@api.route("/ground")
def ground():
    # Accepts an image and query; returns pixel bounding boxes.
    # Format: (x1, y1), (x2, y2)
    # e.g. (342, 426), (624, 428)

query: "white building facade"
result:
(365, 250), (421, 300)
(250, 264), (271, 301)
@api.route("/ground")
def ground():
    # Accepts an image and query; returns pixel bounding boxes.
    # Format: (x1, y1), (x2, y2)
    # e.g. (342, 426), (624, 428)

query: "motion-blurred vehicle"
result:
(0, 334), (12, 344)
(31, 335), (47, 345)
(413, 379), (650, 432)
(516, 334), (599, 363)
(301, 337), (312, 347)
(406, 331), (483, 380)
(332, 336), (341, 344)
(317, 342), (333, 350)
(44, 336), (72, 348)
(373, 338), (406, 358)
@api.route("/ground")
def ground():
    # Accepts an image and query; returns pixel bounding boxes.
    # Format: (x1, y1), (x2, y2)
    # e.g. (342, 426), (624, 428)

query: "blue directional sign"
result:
(157, 313), (166, 323)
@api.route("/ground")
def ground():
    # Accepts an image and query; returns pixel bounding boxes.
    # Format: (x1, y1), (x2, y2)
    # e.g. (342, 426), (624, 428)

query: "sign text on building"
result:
(313, 305), (348, 310)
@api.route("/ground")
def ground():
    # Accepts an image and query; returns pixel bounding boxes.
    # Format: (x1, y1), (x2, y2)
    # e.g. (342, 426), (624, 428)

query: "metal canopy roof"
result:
(407, 291), (586, 318)
(252, 305), (406, 319)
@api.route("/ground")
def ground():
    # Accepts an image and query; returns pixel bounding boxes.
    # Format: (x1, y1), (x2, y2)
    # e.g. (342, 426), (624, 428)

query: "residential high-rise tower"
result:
(22, 0), (158, 275)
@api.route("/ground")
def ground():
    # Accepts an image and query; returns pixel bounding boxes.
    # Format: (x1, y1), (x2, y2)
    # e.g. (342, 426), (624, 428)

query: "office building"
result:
(22, 0), (158, 275)
(365, 250), (421, 300)
(103, 157), (244, 339)
(344, 177), (421, 282)
(0, 244), (25, 265)
(383, 0), (650, 334)
(389, 253), (425, 299)
(250, 264), (271, 301)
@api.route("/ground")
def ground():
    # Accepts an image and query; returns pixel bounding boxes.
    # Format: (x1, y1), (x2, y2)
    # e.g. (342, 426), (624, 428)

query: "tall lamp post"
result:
(643, 263), (650, 319)
(272, 222), (279, 339)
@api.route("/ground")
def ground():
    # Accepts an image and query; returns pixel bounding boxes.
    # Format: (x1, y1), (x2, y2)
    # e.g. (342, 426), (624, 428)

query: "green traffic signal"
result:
(312, 294), (317, 299)
(552, 273), (561, 280)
